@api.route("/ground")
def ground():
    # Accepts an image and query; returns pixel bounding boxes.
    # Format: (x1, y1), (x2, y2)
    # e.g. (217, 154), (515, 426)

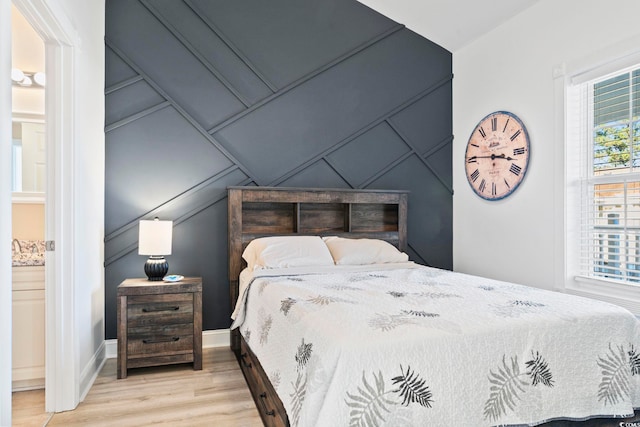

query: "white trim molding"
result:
(202, 329), (232, 349)
(557, 32), (640, 315)
(79, 342), (106, 402)
(569, 276), (640, 315)
(44, 37), (76, 413)
(0, 2), (14, 424)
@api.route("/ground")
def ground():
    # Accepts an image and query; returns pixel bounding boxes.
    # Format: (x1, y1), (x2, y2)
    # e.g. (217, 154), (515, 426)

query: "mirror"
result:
(12, 117), (45, 201)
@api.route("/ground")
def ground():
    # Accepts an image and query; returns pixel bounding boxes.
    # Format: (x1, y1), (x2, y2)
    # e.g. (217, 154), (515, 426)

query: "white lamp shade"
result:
(138, 219), (173, 255)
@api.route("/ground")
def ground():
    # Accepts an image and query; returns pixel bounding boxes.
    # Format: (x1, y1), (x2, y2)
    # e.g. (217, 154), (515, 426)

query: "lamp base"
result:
(144, 256), (168, 281)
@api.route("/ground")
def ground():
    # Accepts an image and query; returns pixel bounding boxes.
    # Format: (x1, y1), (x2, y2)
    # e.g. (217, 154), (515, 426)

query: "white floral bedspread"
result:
(231, 264), (640, 427)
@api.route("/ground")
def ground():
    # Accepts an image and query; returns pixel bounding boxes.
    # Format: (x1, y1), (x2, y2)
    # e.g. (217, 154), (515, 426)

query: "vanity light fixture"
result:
(11, 68), (45, 88)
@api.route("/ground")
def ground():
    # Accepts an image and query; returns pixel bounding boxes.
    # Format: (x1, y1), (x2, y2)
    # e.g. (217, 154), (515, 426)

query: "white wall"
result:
(11, 3), (45, 116)
(453, 0), (640, 305)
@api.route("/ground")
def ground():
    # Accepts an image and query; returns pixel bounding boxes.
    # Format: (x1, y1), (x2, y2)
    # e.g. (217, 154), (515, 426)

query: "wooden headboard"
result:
(227, 186), (408, 351)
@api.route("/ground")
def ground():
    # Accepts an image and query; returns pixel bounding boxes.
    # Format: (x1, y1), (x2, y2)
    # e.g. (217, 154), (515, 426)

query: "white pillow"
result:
(242, 236), (335, 271)
(323, 236), (409, 265)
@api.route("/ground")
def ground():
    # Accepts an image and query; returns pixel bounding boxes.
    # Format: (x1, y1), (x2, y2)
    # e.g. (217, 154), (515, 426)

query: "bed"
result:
(227, 186), (640, 427)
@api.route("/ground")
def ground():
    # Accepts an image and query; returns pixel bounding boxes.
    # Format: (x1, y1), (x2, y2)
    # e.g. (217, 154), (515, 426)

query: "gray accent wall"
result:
(104, 0), (453, 339)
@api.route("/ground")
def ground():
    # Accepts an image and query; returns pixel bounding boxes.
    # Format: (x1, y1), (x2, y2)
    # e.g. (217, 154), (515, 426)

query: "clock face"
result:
(465, 111), (530, 201)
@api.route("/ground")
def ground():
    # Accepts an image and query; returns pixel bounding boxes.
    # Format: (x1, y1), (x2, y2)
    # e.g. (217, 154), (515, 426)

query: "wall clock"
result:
(465, 111), (530, 201)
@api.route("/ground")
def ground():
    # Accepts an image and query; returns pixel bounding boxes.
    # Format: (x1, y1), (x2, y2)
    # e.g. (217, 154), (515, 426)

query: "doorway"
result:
(11, 3), (46, 396)
(2, 0), (79, 424)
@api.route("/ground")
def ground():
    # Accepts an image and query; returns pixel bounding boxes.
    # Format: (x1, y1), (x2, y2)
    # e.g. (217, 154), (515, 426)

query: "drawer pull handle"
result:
(142, 336), (180, 344)
(240, 352), (252, 368)
(142, 306), (179, 313)
(259, 392), (276, 417)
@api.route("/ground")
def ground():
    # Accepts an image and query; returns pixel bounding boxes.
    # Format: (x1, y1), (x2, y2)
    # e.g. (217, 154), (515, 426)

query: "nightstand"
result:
(116, 277), (202, 379)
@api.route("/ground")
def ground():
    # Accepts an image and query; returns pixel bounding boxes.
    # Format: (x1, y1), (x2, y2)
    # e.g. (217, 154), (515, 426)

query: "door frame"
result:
(2, 0), (78, 422)
(1, 1), (14, 424)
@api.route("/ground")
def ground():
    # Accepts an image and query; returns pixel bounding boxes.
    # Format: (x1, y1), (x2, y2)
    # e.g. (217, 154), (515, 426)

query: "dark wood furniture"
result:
(228, 187), (640, 427)
(227, 186), (408, 426)
(117, 277), (203, 379)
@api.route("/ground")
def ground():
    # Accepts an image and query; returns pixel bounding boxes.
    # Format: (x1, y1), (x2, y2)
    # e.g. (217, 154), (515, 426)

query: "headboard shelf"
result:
(240, 231), (401, 246)
(228, 186), (408, 351)
(231, 186), (408, 204)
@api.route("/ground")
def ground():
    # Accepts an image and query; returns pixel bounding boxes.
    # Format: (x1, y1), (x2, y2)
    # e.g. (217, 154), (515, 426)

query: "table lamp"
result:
(138, 217), (173, 281)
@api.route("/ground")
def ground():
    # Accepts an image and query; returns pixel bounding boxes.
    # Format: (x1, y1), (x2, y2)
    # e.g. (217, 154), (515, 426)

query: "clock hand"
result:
(493, 153), (516, 161)
(467, 153), (515, 161)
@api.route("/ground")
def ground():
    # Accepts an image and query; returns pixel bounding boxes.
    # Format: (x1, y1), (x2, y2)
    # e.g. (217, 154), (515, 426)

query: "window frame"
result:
(580, 66), (640, 285)
(577, 64), (640, 285)
(561, 45), (640, 315)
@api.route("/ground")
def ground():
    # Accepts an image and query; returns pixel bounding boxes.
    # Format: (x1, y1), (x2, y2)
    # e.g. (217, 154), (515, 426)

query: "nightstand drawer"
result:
(128, 322), (194, 340)
(127, 293), (193, 327)
(127, 323), (194, 357)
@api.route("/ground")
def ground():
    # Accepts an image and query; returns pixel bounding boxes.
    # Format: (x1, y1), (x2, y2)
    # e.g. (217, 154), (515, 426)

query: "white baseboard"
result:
(105, 339), (117, 359)
(104, 329), (230, 359)
(11, 378), (44, 392)
(79, 340), (106, 402)
(202, 328), (231, 349)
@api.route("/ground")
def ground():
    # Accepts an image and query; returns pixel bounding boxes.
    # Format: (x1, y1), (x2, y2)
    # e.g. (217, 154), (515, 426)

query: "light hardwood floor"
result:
(12, 347), (262, 427)
(12, 389), (52, 427)
(13, 346), (640, 427)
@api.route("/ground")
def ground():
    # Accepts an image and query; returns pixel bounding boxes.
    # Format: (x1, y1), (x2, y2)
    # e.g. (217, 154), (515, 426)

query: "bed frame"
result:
(227, 186), (408, 427)
(226, 186), (640, 426)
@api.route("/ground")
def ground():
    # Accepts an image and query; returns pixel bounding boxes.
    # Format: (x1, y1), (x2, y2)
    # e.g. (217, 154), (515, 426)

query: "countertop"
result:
(12, 240), (45, 267)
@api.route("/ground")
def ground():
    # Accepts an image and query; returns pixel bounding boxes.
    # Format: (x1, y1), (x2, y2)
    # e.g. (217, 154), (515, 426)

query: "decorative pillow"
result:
(242, 236), (335, 271)
(322, 236), (409, 265)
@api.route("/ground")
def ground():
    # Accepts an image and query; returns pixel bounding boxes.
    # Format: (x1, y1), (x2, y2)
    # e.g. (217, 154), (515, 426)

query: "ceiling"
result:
(10, 1), (540, 68)
(357, 0), (540, 52)
(9, 0), (539, 90)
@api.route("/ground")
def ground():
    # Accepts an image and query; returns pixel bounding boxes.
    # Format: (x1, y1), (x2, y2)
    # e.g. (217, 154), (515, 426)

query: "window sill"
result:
(568, 275), (640, 314)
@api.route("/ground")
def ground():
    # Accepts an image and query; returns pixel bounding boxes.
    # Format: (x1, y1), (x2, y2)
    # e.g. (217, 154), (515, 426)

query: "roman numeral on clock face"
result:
(502, 118), (510, 133)
(509, 163), (522, 176)
(513, 147), (525, 156)
(470, 169), (480, 182)
(491, 117), (497, 132)
(491, 182), (497, 196)
(478, 127), (487, 138)
(479, 179), (486, 193)
(510, 129), (521, 141)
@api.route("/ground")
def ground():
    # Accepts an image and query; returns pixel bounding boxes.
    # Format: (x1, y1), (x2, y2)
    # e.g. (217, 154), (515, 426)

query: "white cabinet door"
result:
(12, 267), (45, 390)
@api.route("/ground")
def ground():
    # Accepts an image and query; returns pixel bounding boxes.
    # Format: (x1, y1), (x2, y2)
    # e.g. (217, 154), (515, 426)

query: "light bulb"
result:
(19, 76), (32, 87)
(11, 68), (24, 82)
(33, 72), (45, 86)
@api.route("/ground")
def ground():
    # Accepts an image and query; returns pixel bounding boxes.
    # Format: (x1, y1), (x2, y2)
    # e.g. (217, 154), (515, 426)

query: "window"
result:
(580, 66), (640, 283)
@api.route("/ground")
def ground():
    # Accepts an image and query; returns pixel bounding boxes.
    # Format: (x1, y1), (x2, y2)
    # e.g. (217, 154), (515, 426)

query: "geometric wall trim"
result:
(105, 0), (452, 338)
